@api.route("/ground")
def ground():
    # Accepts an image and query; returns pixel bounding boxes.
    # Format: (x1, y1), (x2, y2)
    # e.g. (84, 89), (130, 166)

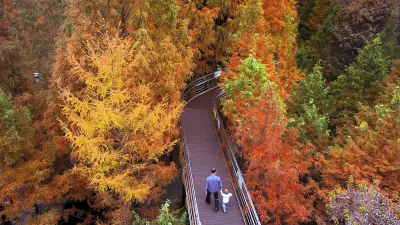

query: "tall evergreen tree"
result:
(381, 9), (400, 60)
(288, 62), (330, 148)
(223, 55), (273, 121)
(330, 37), (391, 128)
(0, 90), (33, 169)
(305, 2), (339, 74)
(297, 0), (316, 41)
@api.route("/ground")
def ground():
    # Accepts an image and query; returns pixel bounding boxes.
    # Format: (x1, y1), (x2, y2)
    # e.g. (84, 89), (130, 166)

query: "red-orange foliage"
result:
(222, 3), (311, 221)
(224, 0), (276, 108)
(227, 0), (273, 70)
(181, 2), (219, 77)
(262, 0), (296, 33)
(226, 0), (301, 100)
(261, 0), (300, 99)
(235, 90), (312, 224)
(0, 1), (75, 222)
(0, 0), (24, 95)
(0, 90), (74, 223)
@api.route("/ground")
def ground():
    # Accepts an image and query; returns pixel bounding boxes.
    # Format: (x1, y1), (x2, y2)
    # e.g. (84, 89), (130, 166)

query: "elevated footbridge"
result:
(180, 72), (261, 225)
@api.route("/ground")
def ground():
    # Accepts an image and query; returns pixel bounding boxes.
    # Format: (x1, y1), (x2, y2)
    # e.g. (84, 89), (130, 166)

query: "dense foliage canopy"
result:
(1, 0), (399, 224)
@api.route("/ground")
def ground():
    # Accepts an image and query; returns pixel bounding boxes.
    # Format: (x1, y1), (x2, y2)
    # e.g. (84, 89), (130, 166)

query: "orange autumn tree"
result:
(221, 2), (311, 220)
(206, 0), (243, 16)
(0, 89), (72, 224)
(53, 1), (193, 221)
(180, 0), (219, 77)
(261, 0), (300, 99)
(235, 88), (312, 224)
(0, 1), (73, 223)
(0, 0), (24, 95)
(223, 0), (276, 113)
(223, 56), (312, 224)
(225, 0), (301, 100)
(227, 0), (274, 71)
(59, 27), (181, 223)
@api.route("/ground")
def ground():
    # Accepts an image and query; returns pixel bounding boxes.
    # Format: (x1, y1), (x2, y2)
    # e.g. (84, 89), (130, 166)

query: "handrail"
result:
(179, 123), (201, 225)
(212, 88), (261, 225)
(183, 70), (222, 92)
(183, 70), (221, 103)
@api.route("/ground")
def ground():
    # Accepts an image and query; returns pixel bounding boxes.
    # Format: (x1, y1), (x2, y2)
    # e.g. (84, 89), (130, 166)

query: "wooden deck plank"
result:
(181, 89), (245, 225)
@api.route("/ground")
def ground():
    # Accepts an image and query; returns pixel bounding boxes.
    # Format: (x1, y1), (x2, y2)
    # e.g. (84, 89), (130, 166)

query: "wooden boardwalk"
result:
(181, 89), (245, 225)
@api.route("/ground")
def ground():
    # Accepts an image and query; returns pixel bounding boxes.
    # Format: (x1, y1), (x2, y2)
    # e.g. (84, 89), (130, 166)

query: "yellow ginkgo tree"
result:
(59, 26), (181, 204)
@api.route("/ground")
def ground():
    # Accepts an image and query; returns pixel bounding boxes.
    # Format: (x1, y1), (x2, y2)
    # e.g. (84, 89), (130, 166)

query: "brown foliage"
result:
(328, 0), (399, 79)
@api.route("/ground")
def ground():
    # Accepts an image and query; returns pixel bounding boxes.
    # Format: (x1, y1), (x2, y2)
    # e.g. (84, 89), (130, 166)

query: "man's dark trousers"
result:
(206, 190), (219, 208)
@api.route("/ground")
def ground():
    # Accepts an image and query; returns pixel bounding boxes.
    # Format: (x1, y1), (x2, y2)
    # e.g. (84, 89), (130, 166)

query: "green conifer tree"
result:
(223, 55), (277, 121)
(330, 37), (391, 128)
(288, 62), (330, 147)
(0, 90), (33, 167)
(381, 9), (400, 60)
(305, 3), (339, 73)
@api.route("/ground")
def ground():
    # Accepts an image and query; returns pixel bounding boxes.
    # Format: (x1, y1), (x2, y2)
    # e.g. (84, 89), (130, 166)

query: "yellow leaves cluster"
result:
(60, 27), (180, 203)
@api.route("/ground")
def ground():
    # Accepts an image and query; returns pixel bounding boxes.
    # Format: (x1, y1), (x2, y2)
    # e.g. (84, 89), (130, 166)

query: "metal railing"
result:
(179, 125), (201, 225)
(182, 71), (221, 102)
(212, 88), (261, 225)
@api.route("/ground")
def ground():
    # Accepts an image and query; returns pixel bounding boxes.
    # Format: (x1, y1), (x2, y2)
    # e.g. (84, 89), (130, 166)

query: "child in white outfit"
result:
(220, 188), (233, 213)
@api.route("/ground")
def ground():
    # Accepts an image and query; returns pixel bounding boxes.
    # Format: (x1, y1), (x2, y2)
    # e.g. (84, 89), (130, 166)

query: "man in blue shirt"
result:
(205, 168), (222, 211)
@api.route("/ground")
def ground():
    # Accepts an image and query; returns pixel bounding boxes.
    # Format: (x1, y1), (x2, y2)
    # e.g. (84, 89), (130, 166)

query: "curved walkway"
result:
(181, 89), (245, 225)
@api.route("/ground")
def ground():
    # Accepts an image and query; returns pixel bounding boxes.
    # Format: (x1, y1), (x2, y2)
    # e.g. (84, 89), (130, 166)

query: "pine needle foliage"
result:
(59, 27), (180, 203)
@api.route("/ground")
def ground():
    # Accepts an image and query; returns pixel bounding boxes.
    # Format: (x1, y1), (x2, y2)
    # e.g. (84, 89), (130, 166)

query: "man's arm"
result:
(205, 178), (208, 192)
(218, 177), (223, 190)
